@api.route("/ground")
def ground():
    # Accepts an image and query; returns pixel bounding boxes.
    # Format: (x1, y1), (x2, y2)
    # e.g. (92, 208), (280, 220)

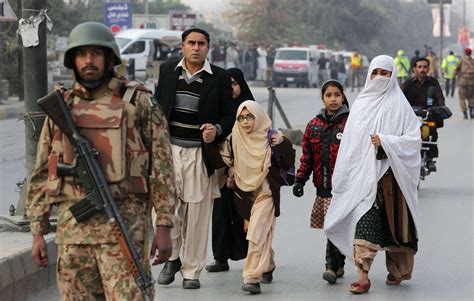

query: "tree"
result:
(228, 0), (463, 58)
(229, 0), (296, 45)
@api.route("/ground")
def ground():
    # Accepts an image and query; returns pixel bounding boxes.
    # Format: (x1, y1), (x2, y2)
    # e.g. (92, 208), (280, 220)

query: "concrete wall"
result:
(0, 237), (57, 301)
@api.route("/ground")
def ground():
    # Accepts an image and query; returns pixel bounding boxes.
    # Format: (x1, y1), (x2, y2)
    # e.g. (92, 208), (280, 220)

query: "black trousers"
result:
(427, 127), (439, 158)
(325, 239), (345, 271)
(211, 186), (248, 262)
(445, 77), (456, 97)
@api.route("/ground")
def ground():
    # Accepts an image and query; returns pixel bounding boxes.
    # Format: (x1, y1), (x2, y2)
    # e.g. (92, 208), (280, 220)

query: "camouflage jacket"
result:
(457, 55), (474, 85)
(27, 77), (176, 244)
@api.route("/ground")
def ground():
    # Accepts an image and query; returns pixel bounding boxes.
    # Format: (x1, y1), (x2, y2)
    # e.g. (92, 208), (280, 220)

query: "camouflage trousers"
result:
(57, 243), (153, 301)
(458, 85), (474, 112)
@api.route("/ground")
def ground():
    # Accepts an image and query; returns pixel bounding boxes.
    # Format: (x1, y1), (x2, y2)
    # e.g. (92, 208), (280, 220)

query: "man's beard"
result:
(74, 63), (112, 90)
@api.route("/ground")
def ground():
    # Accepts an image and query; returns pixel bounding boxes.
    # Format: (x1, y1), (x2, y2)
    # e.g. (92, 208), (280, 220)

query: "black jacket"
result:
(154, 59), (234, 175)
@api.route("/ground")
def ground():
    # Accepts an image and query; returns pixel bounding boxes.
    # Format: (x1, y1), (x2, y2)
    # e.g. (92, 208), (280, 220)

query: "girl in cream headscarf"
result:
(324, 55), (421, 294)
(216, 100), (294, 295)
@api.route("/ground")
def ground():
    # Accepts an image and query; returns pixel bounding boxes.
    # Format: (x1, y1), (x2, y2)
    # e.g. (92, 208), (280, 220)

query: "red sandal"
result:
(349, 279), (371, 294)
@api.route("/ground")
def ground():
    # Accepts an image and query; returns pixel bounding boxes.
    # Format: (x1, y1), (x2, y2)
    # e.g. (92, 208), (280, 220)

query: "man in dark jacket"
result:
(153, 27), (234, 290)
(401, 57), (445, 172)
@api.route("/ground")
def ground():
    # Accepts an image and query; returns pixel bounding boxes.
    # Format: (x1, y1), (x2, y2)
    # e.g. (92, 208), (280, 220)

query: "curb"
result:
(0, 100), (24, 121)
(0, 234), (57, 301)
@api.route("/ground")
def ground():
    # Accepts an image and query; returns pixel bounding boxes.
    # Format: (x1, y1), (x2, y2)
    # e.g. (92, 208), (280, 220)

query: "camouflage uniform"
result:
(457, 54), (474, 116)
(27, 76), (176, 300)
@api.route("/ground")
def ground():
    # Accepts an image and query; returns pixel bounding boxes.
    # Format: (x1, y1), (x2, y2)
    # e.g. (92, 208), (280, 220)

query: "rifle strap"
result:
(123, 81), (140, 103)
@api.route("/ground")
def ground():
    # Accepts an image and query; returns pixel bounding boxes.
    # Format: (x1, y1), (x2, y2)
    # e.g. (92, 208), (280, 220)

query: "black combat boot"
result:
(463, 111), (468, 119)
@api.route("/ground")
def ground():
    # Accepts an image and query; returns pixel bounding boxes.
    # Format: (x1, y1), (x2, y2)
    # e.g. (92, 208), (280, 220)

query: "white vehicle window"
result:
(115, 37), (131, 49)
(276, 50), (307, 60)
(123, 41), (146, 54)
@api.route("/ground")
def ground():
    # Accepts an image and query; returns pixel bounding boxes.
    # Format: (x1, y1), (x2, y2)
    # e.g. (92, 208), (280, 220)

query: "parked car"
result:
(272, 47), (319, 88)
(115, 29), (182, 80)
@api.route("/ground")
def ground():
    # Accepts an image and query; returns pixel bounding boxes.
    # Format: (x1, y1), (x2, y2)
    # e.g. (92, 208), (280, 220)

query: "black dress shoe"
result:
(261, 268), (274, 283)
(157, 258), (181, 285)
(182, 278), (200, 289)
(205, 260), (229, 272)
(242, 282), (261, 294)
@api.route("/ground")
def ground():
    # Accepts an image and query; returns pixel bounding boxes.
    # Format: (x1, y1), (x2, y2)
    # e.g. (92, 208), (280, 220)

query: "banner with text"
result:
(104, 2), (132, 33)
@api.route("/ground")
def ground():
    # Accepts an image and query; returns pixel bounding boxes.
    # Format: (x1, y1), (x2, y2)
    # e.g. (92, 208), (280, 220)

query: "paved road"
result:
(0, 118), (26, 215)
(0, 87), (471, 300)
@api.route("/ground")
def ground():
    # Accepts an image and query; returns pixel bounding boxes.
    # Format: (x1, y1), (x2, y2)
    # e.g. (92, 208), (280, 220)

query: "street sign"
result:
(169, 10), (197, 31)
(0, 0), (17, 21)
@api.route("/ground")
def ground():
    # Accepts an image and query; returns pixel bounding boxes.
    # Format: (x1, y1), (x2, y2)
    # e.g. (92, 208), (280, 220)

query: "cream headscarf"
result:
(232, 100), (272, 192)
(324, 55), (421, 257)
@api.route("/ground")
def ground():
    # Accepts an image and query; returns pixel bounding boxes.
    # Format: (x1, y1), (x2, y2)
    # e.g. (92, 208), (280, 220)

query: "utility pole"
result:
(439, 0), (444, 75)
(463, 0), (466, 26)
(15, 0), (48, 218)
(18, 0), (24, 101)
(0, 20), (4, 104)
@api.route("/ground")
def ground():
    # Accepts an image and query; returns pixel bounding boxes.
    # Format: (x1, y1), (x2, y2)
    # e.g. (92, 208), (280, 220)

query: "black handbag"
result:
(231, 185), (253, 221)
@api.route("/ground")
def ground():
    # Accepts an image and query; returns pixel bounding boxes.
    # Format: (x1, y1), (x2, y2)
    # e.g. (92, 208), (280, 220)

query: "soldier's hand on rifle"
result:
(150, 226), (172, 265)
(200, 123), (217, 143)
(32, 235), (49, 267)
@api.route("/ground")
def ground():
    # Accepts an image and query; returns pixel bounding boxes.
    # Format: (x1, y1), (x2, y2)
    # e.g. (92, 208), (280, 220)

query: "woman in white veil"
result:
(324, 55), (421, 294)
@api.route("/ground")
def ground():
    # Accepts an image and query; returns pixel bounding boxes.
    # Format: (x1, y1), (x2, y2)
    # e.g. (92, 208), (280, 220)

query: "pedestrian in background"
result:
(329, 55), (339, 81)
(205, 68), (254, 273)
(325, 55), (420, 294)
(293, 79), (349, 284)
(154, 28), (234, 290)
(27, 22), (176, 300)
(350, 49), (363, 92)
(256, 44), (268, 81)
(337, 54), (347, 86)
(317, 53), (329, 86)
(455, 47), (474, 119)
(441, 51), (460, 97)
(209, 101), (294, 294)
(394, 49), (410, 85)
(426, 49), (439, 78)
(409, 49), (421, 76)
(226, 43), (239, 69)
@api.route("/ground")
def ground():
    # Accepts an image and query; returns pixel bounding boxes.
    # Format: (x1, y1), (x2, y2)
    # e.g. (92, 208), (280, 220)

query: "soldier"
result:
(27, 22), (176, 300)
(456, 47), (474, 119)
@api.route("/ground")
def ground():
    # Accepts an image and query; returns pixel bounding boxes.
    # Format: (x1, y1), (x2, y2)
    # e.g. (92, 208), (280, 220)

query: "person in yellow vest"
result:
(441, 51), (460, 97)
(394, 50), (410, 85)
(350, 49), (363, 92)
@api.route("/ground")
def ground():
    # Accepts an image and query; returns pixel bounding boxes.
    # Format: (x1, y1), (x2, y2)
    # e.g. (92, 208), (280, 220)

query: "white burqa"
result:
(324, 55), (421, 257)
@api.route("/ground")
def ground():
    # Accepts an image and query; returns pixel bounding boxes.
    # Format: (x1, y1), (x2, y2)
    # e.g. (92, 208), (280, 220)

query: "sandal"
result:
(349, 279), (371, 294)
(386, 274), (402, 285)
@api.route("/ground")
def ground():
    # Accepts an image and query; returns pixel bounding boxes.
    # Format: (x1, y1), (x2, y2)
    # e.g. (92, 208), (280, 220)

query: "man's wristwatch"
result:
(215, 124), (222, 136)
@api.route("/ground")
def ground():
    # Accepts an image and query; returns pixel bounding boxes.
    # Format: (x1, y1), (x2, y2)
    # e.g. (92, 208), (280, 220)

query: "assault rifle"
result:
(37, 90), (153, 300)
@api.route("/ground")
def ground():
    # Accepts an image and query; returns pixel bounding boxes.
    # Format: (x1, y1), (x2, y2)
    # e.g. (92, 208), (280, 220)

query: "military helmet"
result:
(64, 22), (121, 69)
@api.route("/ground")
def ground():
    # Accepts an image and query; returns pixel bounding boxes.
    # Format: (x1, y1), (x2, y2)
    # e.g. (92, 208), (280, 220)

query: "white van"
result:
(115, 29), (182, 80)
(272, 47), (319, 88)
